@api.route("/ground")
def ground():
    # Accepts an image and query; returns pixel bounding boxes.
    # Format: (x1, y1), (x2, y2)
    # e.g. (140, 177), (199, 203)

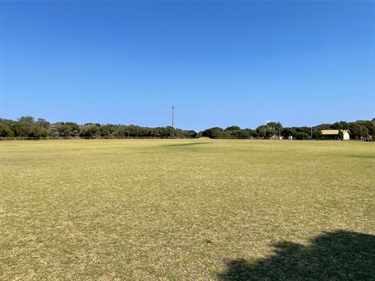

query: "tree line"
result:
(0, 116), (374, 140)
(202, 120), (375, 140)
(0, 116), (197, 139)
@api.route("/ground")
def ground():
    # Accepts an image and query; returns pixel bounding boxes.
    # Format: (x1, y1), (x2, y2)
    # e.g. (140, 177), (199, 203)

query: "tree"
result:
(296, 132), (309, 140)
(346, 123), (369, 140)
(267, 122), (283, 133)
(244, 128), (255, 138)
(331, 121), (349, 130)
(55, 123), (77, 138)
(356, 120), (375, 137)
(256, 122), (283, 139)
(36, 118), (50, 129)
(225, 126), (241, 132)
(100, 124), (118, 138)
(114, 126), (127, 137)
(164, 126), (176, 138)
(185, 130), (198, 138)
(359, 125), (369, 139)
(12, 121), (30, 137)
(296, 126), (310, 134)
(232, 129), (250, 139)
(0, 123), (15, 137)
(79, 124), (100, 138)
(202, 127), (224, 139)
(256, 126), (267, 139)
(28, 124), (43, 138)
(66, 122), (80, 137)
(126, 125), (142, 137)
(18, 116), (35, 125)
(281, 128), (297, 139)
(312, 130), (322, 140)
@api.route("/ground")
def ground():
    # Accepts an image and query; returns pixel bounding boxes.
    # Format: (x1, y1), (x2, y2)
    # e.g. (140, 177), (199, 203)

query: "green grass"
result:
(1, 139), (374, 280)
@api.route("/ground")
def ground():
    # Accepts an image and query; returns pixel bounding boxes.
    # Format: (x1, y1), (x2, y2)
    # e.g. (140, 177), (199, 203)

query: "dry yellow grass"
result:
(1, 139), (374, 280)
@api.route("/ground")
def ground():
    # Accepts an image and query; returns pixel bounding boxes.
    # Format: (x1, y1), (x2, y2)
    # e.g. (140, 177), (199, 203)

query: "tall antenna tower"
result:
(172, 106), (175, 128)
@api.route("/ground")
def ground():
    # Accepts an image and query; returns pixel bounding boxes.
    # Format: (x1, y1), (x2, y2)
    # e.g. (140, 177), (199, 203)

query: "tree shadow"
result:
(218, 230), (375, 281)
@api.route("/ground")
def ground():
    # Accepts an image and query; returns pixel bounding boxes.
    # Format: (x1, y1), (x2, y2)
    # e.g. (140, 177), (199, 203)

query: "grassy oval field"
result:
(1, 139), (374, 280)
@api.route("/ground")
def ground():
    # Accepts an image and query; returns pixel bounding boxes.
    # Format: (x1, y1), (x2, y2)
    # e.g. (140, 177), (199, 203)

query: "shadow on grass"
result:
(165, 142), (211, 147)
(219, 230), (375, 281)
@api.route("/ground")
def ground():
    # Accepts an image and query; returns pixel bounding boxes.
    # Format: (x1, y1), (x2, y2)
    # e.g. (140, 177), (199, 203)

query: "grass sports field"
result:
(1, 139), (374, 280)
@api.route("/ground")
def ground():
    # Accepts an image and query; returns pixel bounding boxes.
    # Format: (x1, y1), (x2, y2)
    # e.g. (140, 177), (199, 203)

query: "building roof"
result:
(321, 129), (350, 135)
(321, 130), (340, 135)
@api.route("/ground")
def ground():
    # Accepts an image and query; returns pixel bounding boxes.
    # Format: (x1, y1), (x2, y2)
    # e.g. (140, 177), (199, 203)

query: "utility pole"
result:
(172, 106), (174, 128)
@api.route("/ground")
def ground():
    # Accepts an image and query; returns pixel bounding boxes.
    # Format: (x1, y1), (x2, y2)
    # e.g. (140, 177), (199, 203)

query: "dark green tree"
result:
(356, 120), (374, 137)
(12, 122), (30, 137)
(100, 124), (118, 138)
(0, 123), (15, 137)
(256, 125), (267, 139)
(28, 124), (43, 138)
(232, 129), (250, 139)
(296, 132), (310, 140)
(281, 128), (297, 139)
(202, 127), (225, 139)
(225, 126), (241, 132)
(331, 121), (349, 130)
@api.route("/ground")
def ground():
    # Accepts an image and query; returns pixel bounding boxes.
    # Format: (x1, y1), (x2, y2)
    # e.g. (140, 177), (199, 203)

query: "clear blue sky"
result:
(1, 0), (374, 131)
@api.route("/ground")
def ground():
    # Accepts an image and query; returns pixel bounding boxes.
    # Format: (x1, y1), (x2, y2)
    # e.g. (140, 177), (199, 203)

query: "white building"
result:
(321, 130), (350, 140)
